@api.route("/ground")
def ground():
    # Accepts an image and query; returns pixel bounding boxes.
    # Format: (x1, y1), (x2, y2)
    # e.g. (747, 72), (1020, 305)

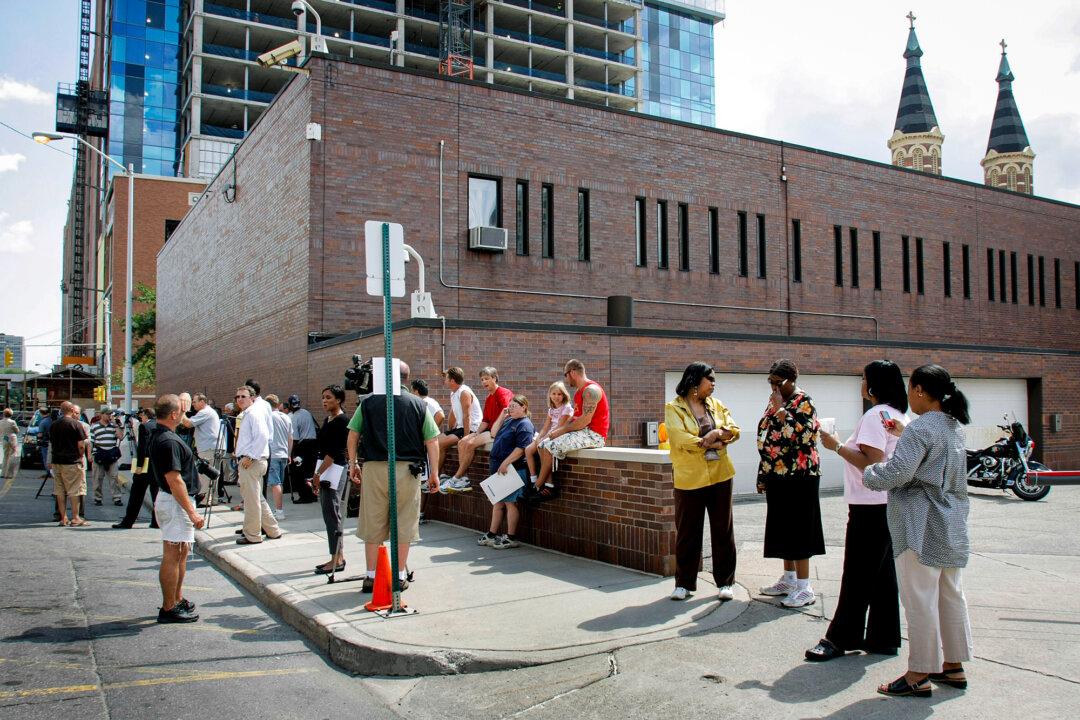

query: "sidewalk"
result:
(195, 495), (747, 676)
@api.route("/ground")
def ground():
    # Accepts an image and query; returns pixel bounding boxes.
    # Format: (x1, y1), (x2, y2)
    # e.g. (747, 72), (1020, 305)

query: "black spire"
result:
(986, 40), (1031, 153)
(894, 12), (940, 134)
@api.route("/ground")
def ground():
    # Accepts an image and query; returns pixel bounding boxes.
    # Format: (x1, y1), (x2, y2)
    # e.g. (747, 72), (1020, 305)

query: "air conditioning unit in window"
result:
(468, 226), (508, 252)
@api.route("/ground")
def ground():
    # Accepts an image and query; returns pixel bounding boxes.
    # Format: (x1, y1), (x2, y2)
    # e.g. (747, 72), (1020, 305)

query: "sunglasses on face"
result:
(235, 395), (249, 400)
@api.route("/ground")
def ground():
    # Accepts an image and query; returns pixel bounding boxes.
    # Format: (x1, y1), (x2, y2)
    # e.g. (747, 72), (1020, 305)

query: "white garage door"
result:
(662, 373), (1029, 495)
(956, 378), (1028, 451)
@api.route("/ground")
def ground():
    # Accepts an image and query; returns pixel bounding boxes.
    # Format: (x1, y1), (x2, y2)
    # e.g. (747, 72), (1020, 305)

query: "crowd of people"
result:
(664, 357), (973, 699)
(3, 353), (975, 698)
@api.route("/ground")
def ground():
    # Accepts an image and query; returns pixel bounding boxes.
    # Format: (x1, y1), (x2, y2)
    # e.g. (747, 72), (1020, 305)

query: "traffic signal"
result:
(93, 386), (106, 403)
(3, 349), (11, 367)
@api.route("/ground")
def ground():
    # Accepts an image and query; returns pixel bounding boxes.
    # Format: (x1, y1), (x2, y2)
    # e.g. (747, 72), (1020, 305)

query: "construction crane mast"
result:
(439, 0), (475, 79)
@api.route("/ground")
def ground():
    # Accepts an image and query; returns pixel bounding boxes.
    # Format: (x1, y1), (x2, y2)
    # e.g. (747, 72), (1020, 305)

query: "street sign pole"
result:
(381, 222), (403, 613)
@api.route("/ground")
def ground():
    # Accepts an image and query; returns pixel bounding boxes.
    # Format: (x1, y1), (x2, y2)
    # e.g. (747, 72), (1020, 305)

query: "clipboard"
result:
(321, 463), (345, 491)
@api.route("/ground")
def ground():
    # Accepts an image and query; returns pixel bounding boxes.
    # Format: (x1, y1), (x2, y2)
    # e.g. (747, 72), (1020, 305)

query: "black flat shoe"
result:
(314, 562), (346, 575)
(235, 537), (261, 545)
(805, 638), (845, 662)
(928, 667), (967, 689)
(862, 645), (899, 656)
(877, 675), (931, 698)
(111, 522), (133, 529)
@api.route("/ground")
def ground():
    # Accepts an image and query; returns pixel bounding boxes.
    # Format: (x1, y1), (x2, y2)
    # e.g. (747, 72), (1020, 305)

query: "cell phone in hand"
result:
(879, 410), (896, 429)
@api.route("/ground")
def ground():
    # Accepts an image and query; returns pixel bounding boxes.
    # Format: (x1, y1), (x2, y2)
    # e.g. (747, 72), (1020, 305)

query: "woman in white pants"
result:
(864, 364), (973, 698)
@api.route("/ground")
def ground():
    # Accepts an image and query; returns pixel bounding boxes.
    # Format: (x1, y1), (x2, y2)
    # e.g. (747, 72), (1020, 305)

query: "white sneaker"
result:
(477, 533), (497, 547)
(273, 509), (284, 520)
(759, 577), (797, 596)
(717, 585), (735, 602)
(491, 535), (519, 549)
(781, 587), (817, 608)
(447, 477), (472, 492)
(670, 587), (689, 601)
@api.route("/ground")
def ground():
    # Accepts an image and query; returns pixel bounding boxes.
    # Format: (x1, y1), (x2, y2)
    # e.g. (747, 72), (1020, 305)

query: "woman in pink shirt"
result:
(806, 360), (908, 662)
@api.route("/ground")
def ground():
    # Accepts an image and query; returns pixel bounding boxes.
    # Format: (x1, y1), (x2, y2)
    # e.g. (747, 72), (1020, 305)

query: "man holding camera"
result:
(234, 385), (282, 544)
(347, 373), (440, 592)
(180, 393), (223, 506)
(150, 394), (205, 623)
(90, 409), (123, 506)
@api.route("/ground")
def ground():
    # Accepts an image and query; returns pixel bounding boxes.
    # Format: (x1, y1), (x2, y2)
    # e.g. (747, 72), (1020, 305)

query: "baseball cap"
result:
(287, 394), (301, 409)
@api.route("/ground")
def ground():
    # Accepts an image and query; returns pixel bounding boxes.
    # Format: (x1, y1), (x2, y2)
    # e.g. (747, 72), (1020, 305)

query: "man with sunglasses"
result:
(234, 385), (282, 544)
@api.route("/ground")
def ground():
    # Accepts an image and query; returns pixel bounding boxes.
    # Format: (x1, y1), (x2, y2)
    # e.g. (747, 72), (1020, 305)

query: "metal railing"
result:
(202, 83), (277, 103)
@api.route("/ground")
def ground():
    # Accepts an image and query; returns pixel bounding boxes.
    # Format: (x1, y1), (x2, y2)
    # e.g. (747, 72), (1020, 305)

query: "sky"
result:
(1, 0), (1078, 372)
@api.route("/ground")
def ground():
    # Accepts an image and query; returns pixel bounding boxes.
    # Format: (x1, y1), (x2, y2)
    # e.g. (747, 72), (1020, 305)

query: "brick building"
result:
(99, 174), (206, 404)
(158, 56), (1080, 491)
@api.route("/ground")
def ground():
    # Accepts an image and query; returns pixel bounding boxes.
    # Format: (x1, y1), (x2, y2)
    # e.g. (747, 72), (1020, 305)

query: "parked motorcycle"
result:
(966, 415), (1050, 501)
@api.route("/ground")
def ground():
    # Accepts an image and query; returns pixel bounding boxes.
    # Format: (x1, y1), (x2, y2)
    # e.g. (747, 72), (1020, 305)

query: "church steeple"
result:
(888, 11), (944, 174)
(982, 40), (1035, 194)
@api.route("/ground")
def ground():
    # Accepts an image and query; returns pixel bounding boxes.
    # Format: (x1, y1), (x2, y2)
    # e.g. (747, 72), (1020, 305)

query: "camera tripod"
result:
(201, 415), (233, 528)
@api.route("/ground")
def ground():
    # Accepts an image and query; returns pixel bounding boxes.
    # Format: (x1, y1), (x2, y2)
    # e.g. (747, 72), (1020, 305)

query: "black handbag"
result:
(94, 446), (122, 466)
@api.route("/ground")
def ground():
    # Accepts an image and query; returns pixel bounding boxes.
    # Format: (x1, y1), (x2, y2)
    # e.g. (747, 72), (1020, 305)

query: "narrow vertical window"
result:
(1054, 258), (1062, 308)
(756, 213), (767, 278)
(791, 219), (802, 283)
(576, 189), (590, 261)
(1027, 254), (1035, 305)
(677, 203), (690, 271)
(656, 200), (669, 270)
(635, 197), (647, 267)
(902, 235), (911, 293)
(849, 227), (859, 288)
(998, 249), (1007, 303)
(987, 248), (995, 302)
(1075, 261), (1080, 310)
(834, 225), (843, 287)
(736, 211), (748, 277)
(962, 244), (971, 299)
(515, 180), (529, 255)
(708, 207), (719, 275)
(1039, 256), (1046, 306)
(541, 183), (554, 258)
(915, 237), (925, 295)
(942, 242), (952, 297)
(1010, 252), (1018, 304)
(872, 231), (882, 290)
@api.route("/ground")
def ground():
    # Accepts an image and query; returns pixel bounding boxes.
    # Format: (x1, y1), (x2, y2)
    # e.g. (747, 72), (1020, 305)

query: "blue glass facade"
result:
(641, 3), (716, 126)
(107, 0), (182, 176)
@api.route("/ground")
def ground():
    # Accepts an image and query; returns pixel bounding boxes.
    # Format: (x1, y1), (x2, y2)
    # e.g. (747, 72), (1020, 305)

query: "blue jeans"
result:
(267, 458), (287, 487)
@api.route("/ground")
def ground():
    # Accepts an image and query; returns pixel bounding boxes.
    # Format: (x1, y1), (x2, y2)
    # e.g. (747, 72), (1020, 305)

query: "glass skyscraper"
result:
(107, 0), (182, 177)
(640, 1), (721, 126)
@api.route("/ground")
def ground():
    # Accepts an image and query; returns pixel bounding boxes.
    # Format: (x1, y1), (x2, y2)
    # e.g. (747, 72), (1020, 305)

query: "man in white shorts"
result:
(436, 367), (481, 483)
(149, 394), (205, 623)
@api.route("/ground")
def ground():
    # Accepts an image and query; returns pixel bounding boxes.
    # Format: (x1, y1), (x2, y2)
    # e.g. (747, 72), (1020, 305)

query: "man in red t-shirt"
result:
(534, 359), (609, 500)
(440, 367), (513, 490)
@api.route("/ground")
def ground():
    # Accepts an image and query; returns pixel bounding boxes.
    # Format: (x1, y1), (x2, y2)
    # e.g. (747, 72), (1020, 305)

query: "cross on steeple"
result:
(1000, 38), (1008, 54)
(906, 10), (916, 29)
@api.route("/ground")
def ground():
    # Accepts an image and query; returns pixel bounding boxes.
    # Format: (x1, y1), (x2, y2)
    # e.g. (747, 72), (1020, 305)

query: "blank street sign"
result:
(365, 220), (405, 297)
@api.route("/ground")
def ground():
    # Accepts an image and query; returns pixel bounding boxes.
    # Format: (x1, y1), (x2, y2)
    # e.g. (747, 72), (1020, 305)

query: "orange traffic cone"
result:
(364, 545), (405, 612)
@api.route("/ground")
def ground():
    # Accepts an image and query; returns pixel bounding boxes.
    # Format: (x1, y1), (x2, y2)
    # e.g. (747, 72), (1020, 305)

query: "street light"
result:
(34, 131), (135, 413)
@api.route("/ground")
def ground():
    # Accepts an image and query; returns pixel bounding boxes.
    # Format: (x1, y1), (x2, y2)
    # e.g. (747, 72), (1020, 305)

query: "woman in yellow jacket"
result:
(664, 362), (740, 602)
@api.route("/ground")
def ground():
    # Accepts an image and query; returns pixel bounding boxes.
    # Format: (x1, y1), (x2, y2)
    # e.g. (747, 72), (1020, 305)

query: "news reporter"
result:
(312, 385), (349, 574)
(864, 364), (973, 698)
(664, 362), (740, 602)
(806, 360), (907, 662)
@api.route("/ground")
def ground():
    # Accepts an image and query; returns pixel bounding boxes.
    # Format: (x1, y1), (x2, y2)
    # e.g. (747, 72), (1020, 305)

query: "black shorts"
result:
(444, 428), (465, 439)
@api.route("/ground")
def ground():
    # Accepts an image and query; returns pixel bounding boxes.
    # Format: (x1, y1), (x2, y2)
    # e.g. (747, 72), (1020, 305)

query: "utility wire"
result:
(0, 119), (77, 158)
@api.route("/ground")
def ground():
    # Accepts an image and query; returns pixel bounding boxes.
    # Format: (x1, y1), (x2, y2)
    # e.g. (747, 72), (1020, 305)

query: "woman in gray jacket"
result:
(863, 364), (973, 698)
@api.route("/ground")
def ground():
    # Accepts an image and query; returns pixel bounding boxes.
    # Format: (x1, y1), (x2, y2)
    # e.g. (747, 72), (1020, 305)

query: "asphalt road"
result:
(0, 468), (397, 720)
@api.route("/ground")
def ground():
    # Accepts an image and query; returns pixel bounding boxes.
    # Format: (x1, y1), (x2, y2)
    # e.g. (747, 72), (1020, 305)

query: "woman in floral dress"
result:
(755, 358), (825, 608)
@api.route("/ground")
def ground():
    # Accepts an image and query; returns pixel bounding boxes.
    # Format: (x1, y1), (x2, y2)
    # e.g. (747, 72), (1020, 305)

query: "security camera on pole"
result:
(364, 220), (414, 616)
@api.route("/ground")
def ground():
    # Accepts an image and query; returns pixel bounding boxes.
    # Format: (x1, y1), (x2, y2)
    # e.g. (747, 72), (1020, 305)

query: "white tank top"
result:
(450, 384), (482, 432)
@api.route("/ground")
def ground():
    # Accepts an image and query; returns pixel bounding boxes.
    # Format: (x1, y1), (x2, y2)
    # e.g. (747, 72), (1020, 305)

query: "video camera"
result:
(344, 354), (373, 395)
(195, 456), (220, 482)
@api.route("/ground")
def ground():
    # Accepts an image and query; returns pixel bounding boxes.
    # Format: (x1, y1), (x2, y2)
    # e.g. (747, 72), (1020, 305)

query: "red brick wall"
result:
(427, 446), (677, 575)
(157, 74), (313, 406)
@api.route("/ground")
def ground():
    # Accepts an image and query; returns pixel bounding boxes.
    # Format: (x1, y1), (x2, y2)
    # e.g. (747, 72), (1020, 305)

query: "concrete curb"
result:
(194, 529), (751, 677)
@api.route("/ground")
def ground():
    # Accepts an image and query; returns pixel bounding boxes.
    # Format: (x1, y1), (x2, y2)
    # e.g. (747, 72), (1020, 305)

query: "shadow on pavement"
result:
(577, 594), (720, 631)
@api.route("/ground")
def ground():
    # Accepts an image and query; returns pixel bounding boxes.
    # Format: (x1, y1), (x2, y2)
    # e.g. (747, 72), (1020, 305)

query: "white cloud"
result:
(0, 77), (51, 105)
(0, 153), (27, 173)
(0, 212), (34, 254)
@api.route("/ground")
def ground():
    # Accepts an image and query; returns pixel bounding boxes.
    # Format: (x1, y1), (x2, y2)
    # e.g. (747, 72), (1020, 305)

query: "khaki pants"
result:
(895, 549), (973, 673)
(238, 458), (280, 543)
(356, 461), (421, 545)
(92, 460), (121, 502)
(1, 440), (18, 479)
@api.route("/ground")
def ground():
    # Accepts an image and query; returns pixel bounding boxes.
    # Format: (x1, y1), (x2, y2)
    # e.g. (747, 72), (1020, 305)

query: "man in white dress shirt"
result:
(234, 385), (282, 544)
